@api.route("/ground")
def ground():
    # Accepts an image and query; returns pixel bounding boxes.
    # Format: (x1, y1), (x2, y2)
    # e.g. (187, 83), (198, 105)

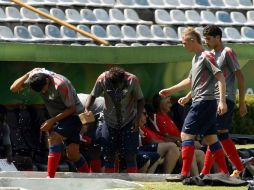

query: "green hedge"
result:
(232, 95), (254, 134)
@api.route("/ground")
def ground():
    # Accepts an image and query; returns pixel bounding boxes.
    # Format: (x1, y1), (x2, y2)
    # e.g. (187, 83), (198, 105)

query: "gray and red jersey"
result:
(27, 71), (83, 117)
(189, 50), (222, 102)
(213, 46), (240, 102)
(91, 71), (144, 129)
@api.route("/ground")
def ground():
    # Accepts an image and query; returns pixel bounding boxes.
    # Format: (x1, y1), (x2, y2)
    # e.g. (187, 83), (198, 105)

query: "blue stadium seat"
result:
(50, 8), (67, 21)
(106, 24), (123, 41)
(60, 26), (77, 41)
(20, 7), (40, 22)
(93, 8), (111, 24)
(109, 8), (129, 24)
(136, 24), (153, 41)
(77, 24), (92, 41)
(241, 26), (254, 42)
(65, 9), (84, 24)
(14, 26), (33, 42)
(194, 0), (210, 9)
(121, 25), (138, 42)
(80, 9), (98, 24)
(45, 24), (63, 41)
(216, 11), (232, 26)
(5, 6), (22, 22)
(28, 25), (47, 42)
(0, 25), (16, 41)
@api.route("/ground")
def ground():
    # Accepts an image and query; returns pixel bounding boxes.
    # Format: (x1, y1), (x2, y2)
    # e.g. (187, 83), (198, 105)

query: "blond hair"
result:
(182, 27), (202, 45)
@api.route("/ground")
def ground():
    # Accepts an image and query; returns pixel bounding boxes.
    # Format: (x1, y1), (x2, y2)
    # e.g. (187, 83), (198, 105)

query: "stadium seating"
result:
(0, 0), (253, 46)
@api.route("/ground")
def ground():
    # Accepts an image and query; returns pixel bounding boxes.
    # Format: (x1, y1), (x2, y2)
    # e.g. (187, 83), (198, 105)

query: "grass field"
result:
(133, 144), (254, 190)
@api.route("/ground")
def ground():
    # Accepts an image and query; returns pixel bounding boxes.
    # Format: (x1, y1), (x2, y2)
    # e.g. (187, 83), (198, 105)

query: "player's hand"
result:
(217, 101), (227, 115)
(159, 89), (170, 97)
(239, 102), (247, 117)
(40, 118), (55, 132)
(178, 96), (190, 106)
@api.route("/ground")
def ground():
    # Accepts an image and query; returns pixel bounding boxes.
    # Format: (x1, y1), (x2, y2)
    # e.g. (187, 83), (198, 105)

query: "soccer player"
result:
(10, 68), (90, 177)
(159, 27), (228, 180)
(85, 66), (144, 173)
(201, 25), (248, 178)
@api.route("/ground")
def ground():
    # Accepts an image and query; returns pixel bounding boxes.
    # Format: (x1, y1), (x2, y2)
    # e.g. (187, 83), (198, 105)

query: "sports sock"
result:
(74, 155), (90, 172)
(181, 140), (195, 177)
(90, 159), (102, 173)
(211, 141), (228, 174)
(47, 144), (62, 178)
(201, 146), (215, 175)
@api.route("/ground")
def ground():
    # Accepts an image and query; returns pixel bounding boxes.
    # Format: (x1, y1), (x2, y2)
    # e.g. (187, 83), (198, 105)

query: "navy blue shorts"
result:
(104, 121), (139, 156)
(182, 100), (217, 136)
(137, 151), (160, 169)
(54, 115), (82, 145)
(216, 99), (235, 131)
(139, 143), (158, 152)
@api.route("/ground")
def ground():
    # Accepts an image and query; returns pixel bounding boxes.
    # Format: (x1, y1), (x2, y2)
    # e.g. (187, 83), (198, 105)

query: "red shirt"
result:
(153, 113), (181, 138)
(140, 127), (164, 144)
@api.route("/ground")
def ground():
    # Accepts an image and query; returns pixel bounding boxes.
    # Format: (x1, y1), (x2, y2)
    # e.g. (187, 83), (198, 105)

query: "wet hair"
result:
(29, 73), (49, 92)
(107, 67), (125, 85)
(203, 25), (222, 39)
(182, 27), (202, 45)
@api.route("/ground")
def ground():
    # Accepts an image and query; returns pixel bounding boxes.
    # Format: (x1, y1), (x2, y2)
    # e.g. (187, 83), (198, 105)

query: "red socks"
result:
(90, 159), (102, 173)
(181, 140), (195, 177)
(201, 147), (215, 175)
(47, 152), (61, 178)
(201, 141), (228, 175)
(221, 138), (244, 171)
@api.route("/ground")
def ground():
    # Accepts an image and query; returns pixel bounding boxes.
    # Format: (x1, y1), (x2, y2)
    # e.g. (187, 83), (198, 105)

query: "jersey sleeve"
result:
(225, 48), (241, 72)
(91, 74), (105, 98)
(204, 52), (221, 75)
(57, 81), (76, 108)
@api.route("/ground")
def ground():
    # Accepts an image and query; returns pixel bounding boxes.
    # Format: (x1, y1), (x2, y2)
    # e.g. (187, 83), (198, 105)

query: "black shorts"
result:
(54, 115), (82, 145)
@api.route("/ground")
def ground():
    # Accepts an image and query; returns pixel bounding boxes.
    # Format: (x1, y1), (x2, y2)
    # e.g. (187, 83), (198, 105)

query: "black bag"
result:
(183, 173), (248, 186)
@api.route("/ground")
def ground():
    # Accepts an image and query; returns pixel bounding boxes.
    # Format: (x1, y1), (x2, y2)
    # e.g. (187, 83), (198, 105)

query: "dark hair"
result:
(152, 93), (162, 112)
(108, 67), (125, 85)
(29, 73), (49, 92)
(203, 25), (222, 39)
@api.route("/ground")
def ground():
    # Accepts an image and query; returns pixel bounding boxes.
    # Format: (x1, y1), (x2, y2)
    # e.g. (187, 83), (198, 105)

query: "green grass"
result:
(133, 144), (253, 190)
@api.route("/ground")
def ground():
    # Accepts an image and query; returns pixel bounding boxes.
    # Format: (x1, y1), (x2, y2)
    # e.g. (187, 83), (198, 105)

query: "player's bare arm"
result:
(178, 91), (192, 106)
(159, 78), (191, 97)
(236, 70), (247, 117)
(40, 105), (76, 131)
(215, 72), (227, 115)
